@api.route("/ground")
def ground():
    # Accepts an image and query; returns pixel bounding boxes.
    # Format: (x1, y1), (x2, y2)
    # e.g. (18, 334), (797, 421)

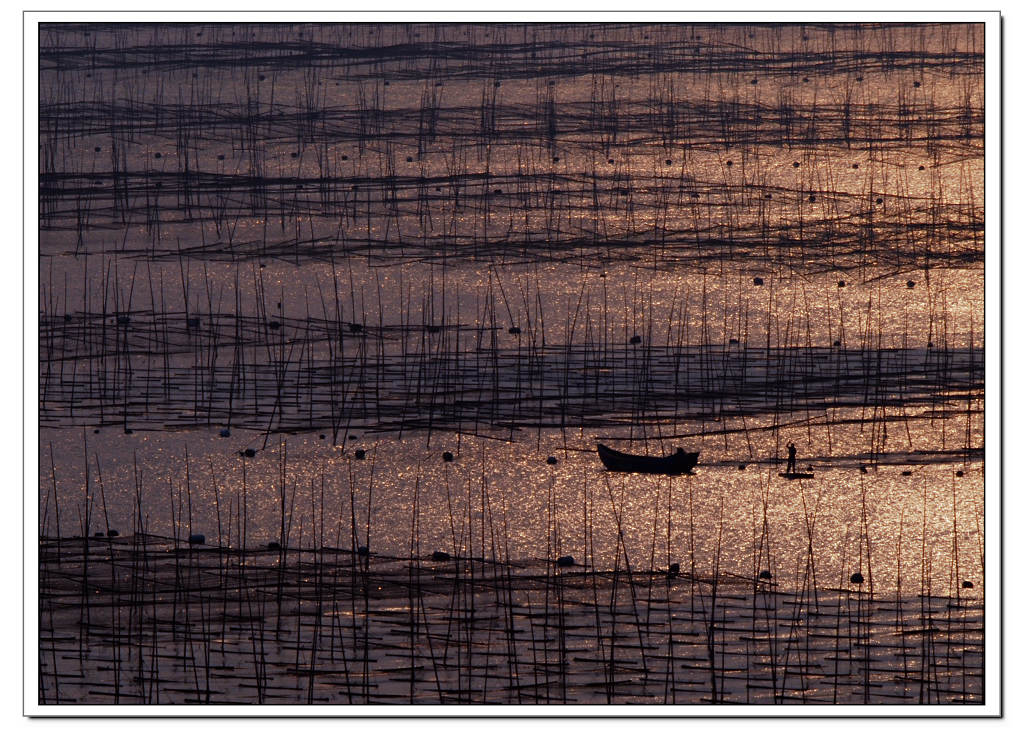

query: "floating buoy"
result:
(349, 435), (358, 440)
(186, 317), (200, 329)
(290, 152), (298, 158)
(94, 146), (101, 152)
(906, 280), (915, 288)
(833, 340), (842, 347)
(919, 165), (925, 170)
(508, 326), (521, 335)
(876, 197), (883, 205)
(764, 193), (772, 200)
(242, 448), (256, 458)
(556, 555), (575, 567)
(357, 545), (370, 556)
(94, 429), (100, 434)
(803, 77), (809, 83)
(258, 74), (266, 81)
(728, 338), (739, 345)
(93, 531), (105, 539)
(607, 159), (614, 164)
(406, 156), (413, 162)
(758, 570), (772, 581)
(850, 572), (864, 584)
(124, 428), (133, 435)
(668, 563), (680, 577)
(319, 434), (325, 440)
(219, 429), (231, 438)
(792, 161), (800, 168)
(442, 451), (454, 462)
(750, 78), (757, 85)
(838, 280), (845, 287)
(852, 163), (859, 169)
(116, 315), (130, 325)
(726, 160), (733, 167)
(188, 534), (205, 545)
(753, 277), (764, 286)
(349, 323), (363, 334)
(341, 155), (348, 161)
(962, 580), (974, 589)
(431, 551), (451, 562)
(492, 188), (502, 195)
(913, 81), (921, 88)
(546, 456), (558, 465)
(154, 152), (162, 159)
(927, 341), (934, 348)
(552, 156), (559, 163)
(427, 325), (441, 334)
(902, 470), (913, 476)
(738, 464), (746, 470)
(856, 76), (863, 82)
(268, 320), (281, 330)
(860, 465), (868, 473)
(354, 449), (366, 460)
(217, 154), (225, 161)
(106, 529), (119, 538)
(266, 541), (280, 550)
(629, 335), (642, 345)
(665, 159), (672, 165)
(808, 195), (816, 202)
(956, 470), (964, 477)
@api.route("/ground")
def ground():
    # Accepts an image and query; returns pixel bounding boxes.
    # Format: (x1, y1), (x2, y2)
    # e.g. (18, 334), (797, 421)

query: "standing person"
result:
(786, 442), (797, 474)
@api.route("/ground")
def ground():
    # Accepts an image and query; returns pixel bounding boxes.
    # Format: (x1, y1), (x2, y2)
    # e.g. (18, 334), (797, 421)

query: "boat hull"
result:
(597, 444), (699, 474)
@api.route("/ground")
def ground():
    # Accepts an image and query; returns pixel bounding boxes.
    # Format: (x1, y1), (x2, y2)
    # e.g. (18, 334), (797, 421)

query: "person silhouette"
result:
(786, 442), (797, 474)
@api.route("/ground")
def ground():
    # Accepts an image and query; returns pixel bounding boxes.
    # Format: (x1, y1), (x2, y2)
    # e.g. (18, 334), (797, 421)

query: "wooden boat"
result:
(778, 472), (815, 480)
(597, 444), (699, 474)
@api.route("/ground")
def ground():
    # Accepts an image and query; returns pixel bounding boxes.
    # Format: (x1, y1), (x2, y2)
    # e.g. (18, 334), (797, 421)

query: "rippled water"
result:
(39, 22), (985, 601)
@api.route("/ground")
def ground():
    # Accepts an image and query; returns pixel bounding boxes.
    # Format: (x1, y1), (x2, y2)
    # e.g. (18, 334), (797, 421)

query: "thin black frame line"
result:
(22, 14), (999, 716)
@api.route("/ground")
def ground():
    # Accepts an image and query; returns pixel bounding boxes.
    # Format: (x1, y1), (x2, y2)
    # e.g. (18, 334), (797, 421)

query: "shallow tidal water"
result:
(37, 21), (986, 705)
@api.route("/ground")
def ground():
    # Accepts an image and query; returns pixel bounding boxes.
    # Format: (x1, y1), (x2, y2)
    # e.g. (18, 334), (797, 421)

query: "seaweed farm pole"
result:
(858, 476), (873, 703)
(94, 454), (124, 702)
(211, 462), (227, 655)
(584, 470), (611, 703)
(952, 473), (961, 607)
(663, 477), (676, 703)
(407, 471), (421, 703)
(604, 478), (649, 675)
(895, 502), (911, 689)
(496, 472), (523, 703)
(48, 442), (61, 560)
(704, 502), (726, 703)
(78, 430), (92, 673)
(919, 483), (930, 703)
(329, 472), (353, 703)
(275, 437), (287, 635)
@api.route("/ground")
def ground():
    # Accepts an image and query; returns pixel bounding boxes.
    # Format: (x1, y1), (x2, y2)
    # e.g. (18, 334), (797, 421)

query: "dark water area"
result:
(37, 22), (986, 706)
